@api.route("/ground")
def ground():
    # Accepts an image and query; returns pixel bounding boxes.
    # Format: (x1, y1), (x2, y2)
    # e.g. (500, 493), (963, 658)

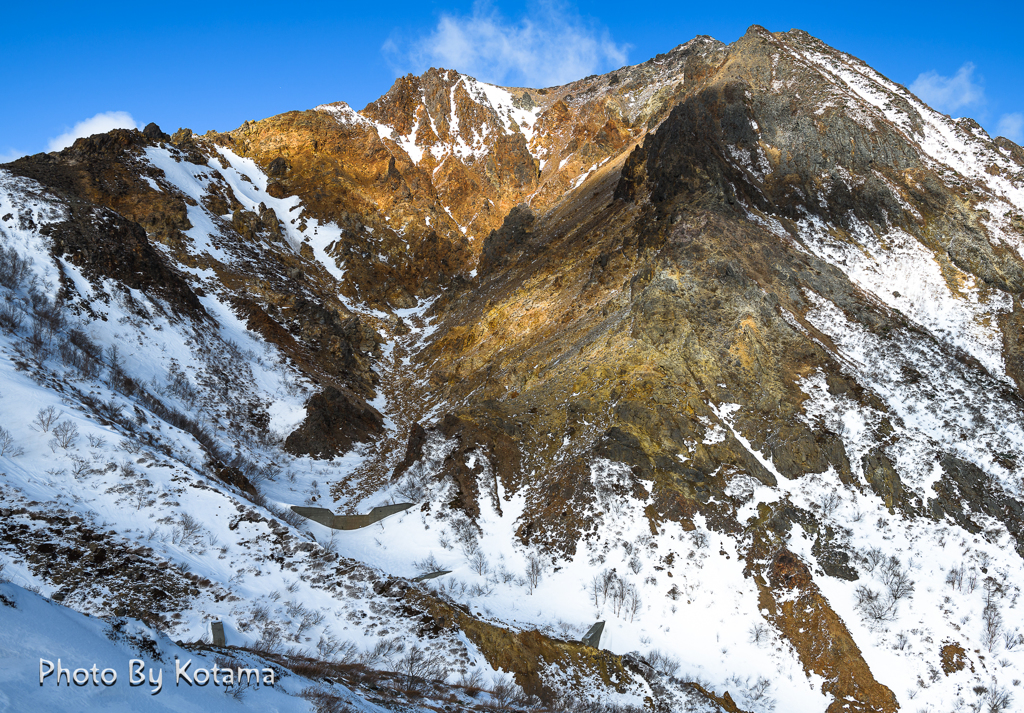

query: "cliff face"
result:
(2, 24), (1024, 713)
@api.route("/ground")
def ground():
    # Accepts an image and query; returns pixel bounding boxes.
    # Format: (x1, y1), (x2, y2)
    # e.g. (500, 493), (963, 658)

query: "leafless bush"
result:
(31, 294), (64, 333)
(95, 397), (124, 422)
(120, 438), (144, 454)
(819, 490), (841, 517)
(50, 420), (79, 449)
(34, 405), (62, 432)
(58, 341), (83, 370)
(979, 681), (1013, 713)
(862, 546), (886, 574)
(879, 556), (915, 602)
(174, 513), (203, 545)
(640, 649), (680, 677)
(744, 676), (776, 710)
(300, 685), (349, 713)
(359, 637), (402, 667)
(26, 321), (50, 359)
(70, 456), (91, 478)
(628, 554), (643, 574)
(982, 600), (1003, 653)
(526, 554), (544, 593)
(469, 550), (489, 576)
(457, 666), (485, 690)
(413, 553), (444, 576)
(214, 654), (252, 702)
(0, 301), (23, 334)
(395, 644), (447, 690)
(488, 673), (522, 708)
(854, 585), (897, 624)
(251, 626), (282, 655)
(0, 245), (32, 289)
(296, 610), (326, 637)
(0, 426), (23, 457)
(266, 503), (307, 530)
(947, 563), (965, 591)
(749, 622), (769, 645)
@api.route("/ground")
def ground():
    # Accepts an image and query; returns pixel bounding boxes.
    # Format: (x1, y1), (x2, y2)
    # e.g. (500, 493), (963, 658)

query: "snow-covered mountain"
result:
(1, 24), (1024, 713)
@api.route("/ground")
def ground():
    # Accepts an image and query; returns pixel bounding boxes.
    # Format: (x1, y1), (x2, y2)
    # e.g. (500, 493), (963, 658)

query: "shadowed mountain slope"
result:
(1, 24), (1023, 713)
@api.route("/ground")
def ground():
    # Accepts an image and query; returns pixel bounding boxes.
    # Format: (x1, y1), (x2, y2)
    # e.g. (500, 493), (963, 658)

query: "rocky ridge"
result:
(0, 24), (1023, 713)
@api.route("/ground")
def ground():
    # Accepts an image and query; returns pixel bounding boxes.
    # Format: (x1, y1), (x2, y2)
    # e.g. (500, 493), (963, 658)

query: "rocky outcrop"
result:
(284, 386), (384, 459)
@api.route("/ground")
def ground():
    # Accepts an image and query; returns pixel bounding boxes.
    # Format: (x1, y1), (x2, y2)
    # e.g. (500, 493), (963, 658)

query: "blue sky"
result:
(1, 0), (1022, 160)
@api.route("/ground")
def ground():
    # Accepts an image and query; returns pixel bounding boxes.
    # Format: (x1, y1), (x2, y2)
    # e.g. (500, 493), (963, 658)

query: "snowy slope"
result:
(0, 582), (317, 713)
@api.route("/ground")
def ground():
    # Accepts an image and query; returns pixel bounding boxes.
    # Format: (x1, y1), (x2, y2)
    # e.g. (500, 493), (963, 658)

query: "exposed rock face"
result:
(284, 386), (384, 459)
(2, 22), (1024, 713)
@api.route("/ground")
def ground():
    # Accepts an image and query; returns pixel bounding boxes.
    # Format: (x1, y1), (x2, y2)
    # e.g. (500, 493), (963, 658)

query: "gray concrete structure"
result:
(291, 503), (413, 530)
(210, 621), (226, 647)
(581, 621), (604, 648)
(412, 570), (451, 582)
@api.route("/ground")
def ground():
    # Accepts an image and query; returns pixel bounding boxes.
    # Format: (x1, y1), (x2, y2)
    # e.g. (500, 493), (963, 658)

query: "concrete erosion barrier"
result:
(210, 621), (226, 647)
(290, 503), (414, 530)
(412, 570), (451, 582)
(581, 621), (605, 648)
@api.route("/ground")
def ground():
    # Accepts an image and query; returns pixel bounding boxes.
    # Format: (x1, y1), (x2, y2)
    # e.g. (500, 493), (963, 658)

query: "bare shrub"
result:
(488, 673), (522, 708)
(31, 294), (64, 333)
(819, 489), (841, 517)
(266, 503), (307, 530)
(469, 550), (489, 576)
(300, 685), (349, 713)
(982, 600), (1003, 653)
(413, 553), (444, 576)
(745, 676), (776, 710)
(854, 585), (897, 624)
(628, 554), (643, 574)
(525, 554), (544, 593)
(947, 563), (965, 591)
(0, 245), (32, 289)
(120, 438), (144, 454)
(395, 644), (447, 691)
(50, 420), (79, 449)
(0, 426), (23, 457)
(749, 622), (769, 645)
(175, 513), (203, 545)
(251, 626), (282, 655)
(457, 666), (485, 690)
(640, 649), (680, 677)
(980, 681), (1013, 713)
(0, 301), (23, 334)
(34, 405), (62, 432)
(862, 546), (886, 573)
(359, 637), (402, 667)
(879, 557), (915, 602)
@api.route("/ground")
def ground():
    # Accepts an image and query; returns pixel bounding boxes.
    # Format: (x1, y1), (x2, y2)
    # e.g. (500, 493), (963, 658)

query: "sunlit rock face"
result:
(1, 24), (1024, 713)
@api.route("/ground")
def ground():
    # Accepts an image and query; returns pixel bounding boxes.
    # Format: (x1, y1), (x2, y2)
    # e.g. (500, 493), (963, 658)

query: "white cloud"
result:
(46, 111), (139, 152)
(0, 149), (25, 163)
(385, 1), (629, 88)
(910, 62), (985, 115)
(997, 113), (1024, 144)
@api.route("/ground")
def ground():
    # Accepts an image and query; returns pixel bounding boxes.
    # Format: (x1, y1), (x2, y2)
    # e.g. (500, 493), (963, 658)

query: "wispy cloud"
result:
(997, 113), (1023, 143)
(384, 1), (629, 88)
(46, 111), (138, 152)
(910, 62), (985, 115)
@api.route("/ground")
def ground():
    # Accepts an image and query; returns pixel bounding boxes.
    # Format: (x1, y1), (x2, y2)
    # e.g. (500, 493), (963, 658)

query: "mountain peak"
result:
(2, 27), (1024, 713)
